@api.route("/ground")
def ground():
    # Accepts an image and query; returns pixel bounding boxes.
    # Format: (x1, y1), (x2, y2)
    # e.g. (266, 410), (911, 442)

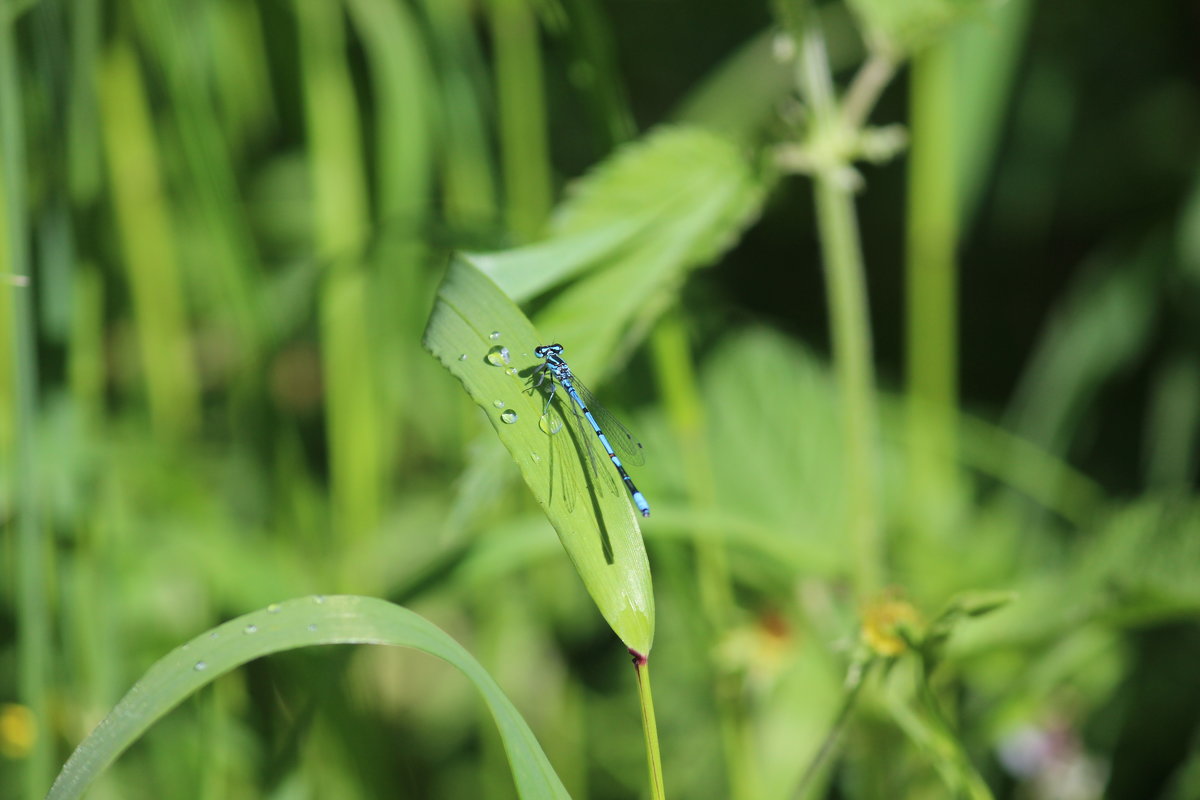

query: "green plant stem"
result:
(134, 0), (263, 363)
(650, 314), (756, 800)
(649, 316), (734, 624)
(98, 40), (199, 438)
(814, 175), (882, 595)
(633, 656), (667, 800)
(419, 0), (498, 227)
(792, 657), (874, 799)
(890, 658), (994, 800)
(797, 25), (884, 598)
(840, 50), (897, 131)
(489, 0), (552, 240)
(296, 0), (382, 553)
(1, 18), (53, 797)
(906, 42), (959, 537)
(345, 0), (436, 474)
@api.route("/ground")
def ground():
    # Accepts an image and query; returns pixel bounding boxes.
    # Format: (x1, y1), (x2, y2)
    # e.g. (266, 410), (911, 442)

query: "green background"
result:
(3, 0), (1199, 798)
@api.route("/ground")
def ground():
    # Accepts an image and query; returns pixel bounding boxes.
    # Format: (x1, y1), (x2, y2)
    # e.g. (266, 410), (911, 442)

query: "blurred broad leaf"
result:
(1081, 499), (1200, 620)
(474, 126), (764, 377)
(671, 30), (796, 144)
(950, 0), (1033, 223)
(1143, 356), (1200, 489)
(423, 256), (655, 654)
(1008, 237), (1161, 455)
(697, 329), (848, 575)
(1178, 162), (1200, 281)
(47, 596), (571, 800)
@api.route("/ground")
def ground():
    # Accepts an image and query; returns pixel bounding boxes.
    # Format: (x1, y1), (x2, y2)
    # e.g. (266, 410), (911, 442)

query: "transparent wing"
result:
(561, 396), (621, 497)
(540, 407), (578, 513)
(568, 376), (647, 467)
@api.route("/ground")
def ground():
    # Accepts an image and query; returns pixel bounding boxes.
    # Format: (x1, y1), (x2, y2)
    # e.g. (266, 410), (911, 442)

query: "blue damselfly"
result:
(532, 343), (650, 517)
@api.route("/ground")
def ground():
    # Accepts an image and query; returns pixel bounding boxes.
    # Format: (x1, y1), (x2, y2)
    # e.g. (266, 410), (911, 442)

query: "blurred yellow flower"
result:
(0, 703), (36, 759)
(861, 596), (921, 657)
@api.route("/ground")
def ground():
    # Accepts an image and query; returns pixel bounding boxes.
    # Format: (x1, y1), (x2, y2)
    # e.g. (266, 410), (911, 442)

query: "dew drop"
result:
(243, 624), (258, 634)
(493, 399), (505, 409)
(489, 330), (502, 340)
(193, 661), (208, 672)
(458, 353), (468, 361)
(500, 409), (519, 424)
(485, 345), (510, 367)
(209, 631), (220, 639)
(267, 603), (281, 614)
(307, 623), (318, 632)
(539, 413), (563, 435)
(312, 595), (325, 604)
(505, 367), (518, 376)
(531, 452), (542, 463)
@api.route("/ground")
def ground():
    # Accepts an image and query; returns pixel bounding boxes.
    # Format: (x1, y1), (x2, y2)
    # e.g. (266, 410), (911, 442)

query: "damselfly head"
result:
(534, 343), (564, 358)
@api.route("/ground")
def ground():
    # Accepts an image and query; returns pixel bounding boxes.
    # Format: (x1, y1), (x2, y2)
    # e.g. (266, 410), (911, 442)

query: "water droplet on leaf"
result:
(486, 346), (510, 366)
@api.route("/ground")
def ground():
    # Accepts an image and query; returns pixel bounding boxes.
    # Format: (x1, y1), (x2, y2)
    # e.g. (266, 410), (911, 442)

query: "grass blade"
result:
(98, 38), (200, 437)
(489, 0), (552, 240)
(46, 596), (572, 800)
(2, 14), (53, 797)
(295, 0), (382, 543)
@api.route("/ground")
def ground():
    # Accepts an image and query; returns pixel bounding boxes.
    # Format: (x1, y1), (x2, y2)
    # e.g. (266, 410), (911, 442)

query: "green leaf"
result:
(885, 658), (995, 800)
(467, 217), (648, 303)
(846, 0), (996, 55)
(950, 0), (1034, 224)
(477, 126), (763, 378)
(1080, 499), (1200, 619)
(672, 28), (797, 145)
(46, 596), (571, 800)
(692, 329), (850, 575)
(1009, 237), (1161, 455)
(923, 590), (1018, 655)
(422, 256), (655, 655)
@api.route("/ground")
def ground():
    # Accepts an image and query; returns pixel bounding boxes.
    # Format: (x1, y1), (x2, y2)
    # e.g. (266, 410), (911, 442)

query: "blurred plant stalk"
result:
(651, 314), (756, 800)
(1, 14), (53, 798)
(906, 41), (960, 540)
(791, 23), (888, 598)
(296, 0), (383, 560)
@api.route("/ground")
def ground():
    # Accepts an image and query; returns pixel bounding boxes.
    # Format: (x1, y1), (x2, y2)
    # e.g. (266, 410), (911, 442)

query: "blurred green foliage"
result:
(2, 0), (1199, 798)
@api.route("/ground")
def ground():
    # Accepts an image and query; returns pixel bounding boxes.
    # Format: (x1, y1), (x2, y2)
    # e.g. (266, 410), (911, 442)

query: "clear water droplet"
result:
(307, 623), (318, 632)
(493, 399), (505, 409)
(312, 595), (325, 604)
(193, 661), (208, 671)
(267, 603), (281, 614)
(458, 353), (468, 361)
(485, 345), (510, 367)
(500, 409), (519, 424)
(489, 330), (502, 340)
(243, 624), (258, 634)
(209, 631), (220, 639)
(531, 452), (542, 463)
(505, 367), (518, 376)
(539, 413), (563, 435)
